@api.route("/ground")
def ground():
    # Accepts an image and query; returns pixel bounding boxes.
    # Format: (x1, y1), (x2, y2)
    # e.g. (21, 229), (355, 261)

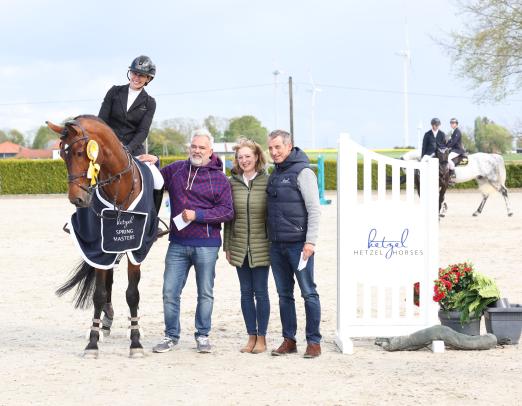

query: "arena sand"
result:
(0, 190), (520, 405)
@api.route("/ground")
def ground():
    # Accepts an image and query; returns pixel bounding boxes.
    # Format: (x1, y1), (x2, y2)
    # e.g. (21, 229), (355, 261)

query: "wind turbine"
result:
(308, 72), (322, 150)
(395, 19), (411, 148)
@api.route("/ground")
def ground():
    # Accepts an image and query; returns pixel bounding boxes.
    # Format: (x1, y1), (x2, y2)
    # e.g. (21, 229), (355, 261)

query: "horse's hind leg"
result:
(101, 269), (114, 336)
(473, 194), (489, 217)
(127, 262), (144, 358)
(500, 185), (514, 216)
(85, 269), (108, 358)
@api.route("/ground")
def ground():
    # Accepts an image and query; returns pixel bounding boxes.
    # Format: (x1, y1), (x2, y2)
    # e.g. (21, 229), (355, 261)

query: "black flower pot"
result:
(438, 309), (481, 336)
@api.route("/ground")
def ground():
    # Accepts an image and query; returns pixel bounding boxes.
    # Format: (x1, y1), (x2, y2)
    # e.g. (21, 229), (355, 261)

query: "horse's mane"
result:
(74, 114), (106, 124)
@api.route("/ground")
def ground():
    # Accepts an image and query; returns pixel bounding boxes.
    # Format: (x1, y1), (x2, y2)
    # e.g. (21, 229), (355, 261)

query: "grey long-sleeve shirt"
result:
(297, 168), (321, 246)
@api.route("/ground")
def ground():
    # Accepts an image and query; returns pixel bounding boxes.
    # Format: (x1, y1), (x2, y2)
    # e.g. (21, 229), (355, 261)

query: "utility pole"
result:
(289, 76), (294, 144)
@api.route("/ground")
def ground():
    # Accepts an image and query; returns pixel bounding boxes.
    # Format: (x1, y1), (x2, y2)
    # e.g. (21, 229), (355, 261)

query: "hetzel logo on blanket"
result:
(353, 228), (424, 259)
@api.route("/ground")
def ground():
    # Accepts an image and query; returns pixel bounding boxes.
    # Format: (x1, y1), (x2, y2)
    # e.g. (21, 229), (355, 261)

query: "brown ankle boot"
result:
(303, 343), (321, 358)
(251, 336), (266, 354)
(240, 335), (257, 353)
(271, 338), (297, 356)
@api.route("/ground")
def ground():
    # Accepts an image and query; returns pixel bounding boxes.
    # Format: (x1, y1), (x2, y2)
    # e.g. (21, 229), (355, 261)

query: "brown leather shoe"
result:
(303, 343), (321, 358)
(271, 338), (297, 356)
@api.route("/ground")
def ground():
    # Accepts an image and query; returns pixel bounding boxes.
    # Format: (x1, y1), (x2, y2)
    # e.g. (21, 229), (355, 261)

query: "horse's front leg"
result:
(85, 269), (107, 358)
(101, 269), (114, 336)
(127, 262), (144, 358)
(438, 185), (447, 217)
(473, 194), (489, 216)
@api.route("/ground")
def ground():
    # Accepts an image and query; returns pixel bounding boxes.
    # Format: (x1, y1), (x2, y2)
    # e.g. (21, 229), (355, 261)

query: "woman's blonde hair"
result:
(232, 138), (266, 174)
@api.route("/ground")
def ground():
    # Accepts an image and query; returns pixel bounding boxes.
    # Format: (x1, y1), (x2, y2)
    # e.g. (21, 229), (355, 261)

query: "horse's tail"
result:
(55, 260), (96, 309)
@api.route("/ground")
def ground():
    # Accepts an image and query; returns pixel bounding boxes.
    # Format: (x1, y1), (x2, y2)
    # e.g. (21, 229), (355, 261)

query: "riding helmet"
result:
(129, 55), (156, 79)
(431, 118), (441, 126)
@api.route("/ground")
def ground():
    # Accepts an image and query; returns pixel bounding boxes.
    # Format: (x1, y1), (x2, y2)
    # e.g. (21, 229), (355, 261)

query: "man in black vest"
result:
(266, 130), (322, 358)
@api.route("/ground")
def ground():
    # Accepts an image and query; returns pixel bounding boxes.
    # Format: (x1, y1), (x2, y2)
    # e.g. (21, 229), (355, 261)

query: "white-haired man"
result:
(142, 129), (234, 353)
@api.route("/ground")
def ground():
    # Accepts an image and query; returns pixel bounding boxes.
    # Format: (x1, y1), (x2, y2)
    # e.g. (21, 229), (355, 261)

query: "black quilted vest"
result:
(266, 147), (310, 242)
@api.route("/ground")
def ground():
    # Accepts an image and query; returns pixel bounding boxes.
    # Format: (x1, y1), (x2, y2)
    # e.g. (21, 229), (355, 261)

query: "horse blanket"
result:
(67, 158), (158, 269)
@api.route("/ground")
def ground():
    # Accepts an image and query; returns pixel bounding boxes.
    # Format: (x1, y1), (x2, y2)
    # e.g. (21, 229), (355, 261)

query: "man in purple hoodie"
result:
(152, 128), (234, 354)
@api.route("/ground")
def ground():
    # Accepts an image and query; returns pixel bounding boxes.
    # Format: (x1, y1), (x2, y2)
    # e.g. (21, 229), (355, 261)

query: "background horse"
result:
(48, 115), (157, 358)
(403, 149), (513, 217)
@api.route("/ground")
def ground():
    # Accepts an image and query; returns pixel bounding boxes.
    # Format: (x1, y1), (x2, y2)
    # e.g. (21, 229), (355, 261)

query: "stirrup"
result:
(157, 217), (170, 238)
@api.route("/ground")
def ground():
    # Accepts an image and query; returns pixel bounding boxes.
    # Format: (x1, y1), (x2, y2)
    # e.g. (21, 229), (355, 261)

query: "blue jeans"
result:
(163, 242), (219, 340)
(270, 242), (322, 344)
(236, 257), (270, 336)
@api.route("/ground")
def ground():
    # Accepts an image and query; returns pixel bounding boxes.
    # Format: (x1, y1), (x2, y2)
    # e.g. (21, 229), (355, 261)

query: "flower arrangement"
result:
(433, 262), (500, 323)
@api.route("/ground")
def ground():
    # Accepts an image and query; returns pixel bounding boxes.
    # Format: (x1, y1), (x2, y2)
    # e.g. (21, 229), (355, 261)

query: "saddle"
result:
(452, 154), (468, 167)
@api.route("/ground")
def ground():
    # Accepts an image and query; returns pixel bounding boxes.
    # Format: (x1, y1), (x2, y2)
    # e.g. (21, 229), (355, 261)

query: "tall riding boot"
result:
(153, 187), (164, 215)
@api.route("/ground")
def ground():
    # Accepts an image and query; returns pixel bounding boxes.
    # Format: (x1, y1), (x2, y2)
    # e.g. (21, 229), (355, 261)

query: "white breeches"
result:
(448, 152), (459, 170)
(143, 162), (164, 190)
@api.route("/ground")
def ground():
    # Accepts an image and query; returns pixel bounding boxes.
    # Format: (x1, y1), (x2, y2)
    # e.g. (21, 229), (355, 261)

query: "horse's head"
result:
(47, 117), (103, 207)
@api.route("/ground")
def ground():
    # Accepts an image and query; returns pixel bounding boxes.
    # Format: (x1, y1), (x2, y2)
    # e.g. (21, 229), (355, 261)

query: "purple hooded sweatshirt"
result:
(161, 154), (234, 247)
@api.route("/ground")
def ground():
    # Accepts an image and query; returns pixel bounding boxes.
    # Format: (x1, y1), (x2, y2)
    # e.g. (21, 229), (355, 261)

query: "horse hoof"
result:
(101, 327), (111, 337)
(129, 348), (145, 358)
(439, 213), (445, 218)
(508, 212), (514, 217)
(83, 349), (99, 359)
(472, 212), (479, 217)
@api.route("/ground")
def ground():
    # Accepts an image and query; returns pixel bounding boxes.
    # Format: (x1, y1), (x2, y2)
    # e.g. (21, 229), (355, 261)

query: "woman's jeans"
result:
(270, 241), (322, 344)
(236, 257), (270, 336)
(163, 242), (219, 340)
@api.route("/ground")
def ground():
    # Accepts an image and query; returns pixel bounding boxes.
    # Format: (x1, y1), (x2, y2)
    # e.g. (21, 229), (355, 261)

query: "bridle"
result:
(60, 121), (137, 212)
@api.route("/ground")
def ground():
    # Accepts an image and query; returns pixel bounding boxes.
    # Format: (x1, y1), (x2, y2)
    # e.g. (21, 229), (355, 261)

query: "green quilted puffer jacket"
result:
(223, 170), (270, 268)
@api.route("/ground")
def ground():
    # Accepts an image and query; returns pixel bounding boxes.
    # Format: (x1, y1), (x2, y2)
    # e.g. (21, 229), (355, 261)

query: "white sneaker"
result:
(153, 337), (177, 353)
(196, 336), (212, 353)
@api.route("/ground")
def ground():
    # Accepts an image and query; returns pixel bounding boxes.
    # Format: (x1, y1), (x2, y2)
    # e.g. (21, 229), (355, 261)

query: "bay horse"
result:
(403, 149), (513, 217)
(48, 115), (158, 358)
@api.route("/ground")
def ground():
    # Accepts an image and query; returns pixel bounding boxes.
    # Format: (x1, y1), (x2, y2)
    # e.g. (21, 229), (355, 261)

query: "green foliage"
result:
(32, 126), (58, 149)
(148, 128), (187, 156)
(203, 115), (229, 142)
(1, 157), (522, 195)
(0, 130), (7, 143)
(7, 130), (26, 146)
(447, 0), (522, 101)
(0, 159), (68, 194)
(461, 131), (478, 154)
(474, 117), (513, 153)
(223, 115), (268, 148)
(452, 272), (500, 323)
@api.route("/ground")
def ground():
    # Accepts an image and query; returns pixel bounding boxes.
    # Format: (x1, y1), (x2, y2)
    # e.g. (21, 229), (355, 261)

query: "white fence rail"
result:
(335, 137), (439, 353)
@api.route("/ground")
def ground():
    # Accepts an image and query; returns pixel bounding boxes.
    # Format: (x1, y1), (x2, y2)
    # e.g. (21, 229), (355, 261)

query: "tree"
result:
(203, 115), (229, 142)
(148, 127), (187, 156)
(474, 116), (512, 153)
(0, 130), (7, 143)
(7, 129), (26, 146)
(32, 126), (58, 149)
(461, 129), (478, 154)
(223, 115), (268, 148)
(447, 0), (522, 101)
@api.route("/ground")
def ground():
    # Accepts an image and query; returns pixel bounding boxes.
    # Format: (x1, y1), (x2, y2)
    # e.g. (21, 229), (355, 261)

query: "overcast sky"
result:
(2, 0), (521, 149)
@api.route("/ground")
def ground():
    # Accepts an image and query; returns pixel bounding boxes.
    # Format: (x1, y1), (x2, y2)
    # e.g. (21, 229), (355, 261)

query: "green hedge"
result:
(0, 159), (68, 194)
(1, 157), (521, 194)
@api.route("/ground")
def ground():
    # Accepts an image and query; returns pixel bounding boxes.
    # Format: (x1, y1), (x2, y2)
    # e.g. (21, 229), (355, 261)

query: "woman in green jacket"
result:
(224, 138), (270, 354)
